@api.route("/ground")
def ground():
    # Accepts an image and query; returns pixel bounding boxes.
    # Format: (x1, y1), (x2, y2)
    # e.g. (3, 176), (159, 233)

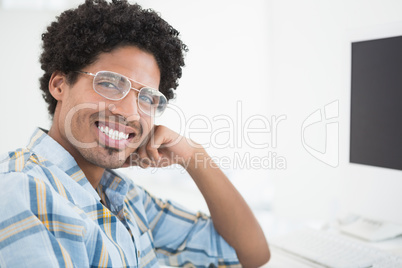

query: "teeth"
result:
(98, 124), (130, 141)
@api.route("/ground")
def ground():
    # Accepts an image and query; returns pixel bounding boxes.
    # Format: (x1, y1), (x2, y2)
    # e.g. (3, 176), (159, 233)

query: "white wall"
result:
(1, 0), (402, 230)
(268, 0), (402, 224)
(0, 10), (54, 150)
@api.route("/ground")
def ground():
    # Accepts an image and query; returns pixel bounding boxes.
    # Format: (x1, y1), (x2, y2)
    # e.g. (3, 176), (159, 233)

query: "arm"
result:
(186, 148), (270, 267)
(132, 125), (270, 267)
(136, 185), (239, 266)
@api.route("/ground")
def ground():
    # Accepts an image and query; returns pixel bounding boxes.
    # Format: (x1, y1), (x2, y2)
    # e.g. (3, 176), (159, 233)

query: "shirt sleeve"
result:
(138, 186), (241, 267)
(0, 172), (89, 268)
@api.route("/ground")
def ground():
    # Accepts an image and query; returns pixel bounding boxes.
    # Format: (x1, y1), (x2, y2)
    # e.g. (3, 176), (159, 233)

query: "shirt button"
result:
(137, 250), (140, 257)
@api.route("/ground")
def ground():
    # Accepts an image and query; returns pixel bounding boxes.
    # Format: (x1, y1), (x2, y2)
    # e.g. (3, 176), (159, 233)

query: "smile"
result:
(98, 125), (129, 140)
(95, 121), (136, 143)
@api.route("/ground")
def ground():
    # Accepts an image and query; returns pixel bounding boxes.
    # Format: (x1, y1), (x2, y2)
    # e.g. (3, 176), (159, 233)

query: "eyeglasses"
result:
(76, 70), (167, 117)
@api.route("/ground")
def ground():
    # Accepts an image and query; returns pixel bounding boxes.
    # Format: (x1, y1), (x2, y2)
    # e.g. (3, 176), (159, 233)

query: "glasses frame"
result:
(76, 70), (167, 117)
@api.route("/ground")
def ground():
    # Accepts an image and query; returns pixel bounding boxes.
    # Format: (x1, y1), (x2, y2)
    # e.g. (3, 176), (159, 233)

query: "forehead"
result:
(88, 46), (161, 90)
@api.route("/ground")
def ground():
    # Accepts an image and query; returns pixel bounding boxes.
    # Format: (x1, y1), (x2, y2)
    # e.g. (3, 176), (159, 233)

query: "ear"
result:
(48, 71), (68, 101)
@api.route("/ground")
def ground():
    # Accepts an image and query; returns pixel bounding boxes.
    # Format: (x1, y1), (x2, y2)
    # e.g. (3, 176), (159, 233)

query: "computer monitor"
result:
(350, 35), (402, 171)
(339, 22), (402, 224)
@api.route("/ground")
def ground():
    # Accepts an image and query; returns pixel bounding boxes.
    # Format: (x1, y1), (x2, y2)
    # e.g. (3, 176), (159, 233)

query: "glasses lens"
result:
(138, 87), (167, 116)
(93, 71), (130, 100)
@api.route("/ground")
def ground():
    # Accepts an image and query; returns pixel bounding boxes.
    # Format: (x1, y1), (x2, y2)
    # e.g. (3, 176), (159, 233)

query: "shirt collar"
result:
(27, 128), (100, 201)
(99, 169), (129, 216)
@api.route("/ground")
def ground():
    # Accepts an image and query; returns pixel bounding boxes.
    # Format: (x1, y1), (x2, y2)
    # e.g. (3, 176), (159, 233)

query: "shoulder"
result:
(0, 148), (44, 191)
(0, 147), (50, 176)
(0, 150), (73, 213)
(0, 170), (49, 226)
(0, 169), (63, 206)
(0, 148), (31, 173)
(0, 170), (33, 201)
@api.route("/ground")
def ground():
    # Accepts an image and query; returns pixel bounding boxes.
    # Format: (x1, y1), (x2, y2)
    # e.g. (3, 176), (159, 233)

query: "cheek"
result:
(60, 105), (96, 137)
(61, 109), (83, 140)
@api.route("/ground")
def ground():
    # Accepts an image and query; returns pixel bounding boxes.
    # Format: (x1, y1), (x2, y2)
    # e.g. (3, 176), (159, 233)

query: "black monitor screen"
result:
(350, 35), (402, 171)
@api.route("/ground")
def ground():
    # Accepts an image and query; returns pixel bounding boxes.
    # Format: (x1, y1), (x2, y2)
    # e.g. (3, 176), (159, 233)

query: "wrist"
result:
(181, 145), (218, 173)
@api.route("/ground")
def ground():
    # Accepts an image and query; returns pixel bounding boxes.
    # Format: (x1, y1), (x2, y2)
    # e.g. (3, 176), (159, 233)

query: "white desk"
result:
(256, 211), (402, 267)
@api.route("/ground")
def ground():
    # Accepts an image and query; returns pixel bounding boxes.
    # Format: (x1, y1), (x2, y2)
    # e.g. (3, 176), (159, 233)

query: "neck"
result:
(74, 158), (105, 189)
(48, 123), (105, 189)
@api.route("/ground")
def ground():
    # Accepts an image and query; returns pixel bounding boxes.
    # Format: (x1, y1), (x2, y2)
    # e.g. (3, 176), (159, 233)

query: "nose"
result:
(110, 90), (141, 121)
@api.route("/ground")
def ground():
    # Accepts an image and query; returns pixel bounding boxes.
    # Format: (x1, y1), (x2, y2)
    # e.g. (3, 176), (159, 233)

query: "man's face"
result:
(54, 46), (160, 169)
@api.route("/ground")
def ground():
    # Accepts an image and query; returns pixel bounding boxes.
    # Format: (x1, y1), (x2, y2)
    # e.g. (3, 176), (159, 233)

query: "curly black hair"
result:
(40, 0), (187, 117)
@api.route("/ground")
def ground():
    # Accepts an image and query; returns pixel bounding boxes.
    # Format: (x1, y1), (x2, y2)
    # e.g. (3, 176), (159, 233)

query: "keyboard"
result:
(270, 228), (402, 268)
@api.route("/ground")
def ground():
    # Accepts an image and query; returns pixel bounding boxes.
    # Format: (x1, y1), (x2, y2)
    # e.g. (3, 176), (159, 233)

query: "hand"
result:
(123, 125), (201, 169)
(124, 126), (270, 267)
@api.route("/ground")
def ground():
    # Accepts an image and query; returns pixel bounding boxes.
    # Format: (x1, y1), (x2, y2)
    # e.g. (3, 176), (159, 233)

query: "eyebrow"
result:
(106, 70), (158, 91)
(80, 70), (159, 91)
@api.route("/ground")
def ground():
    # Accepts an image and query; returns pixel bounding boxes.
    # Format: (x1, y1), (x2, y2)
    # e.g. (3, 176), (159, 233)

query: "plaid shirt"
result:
(0, 128), (240, 268)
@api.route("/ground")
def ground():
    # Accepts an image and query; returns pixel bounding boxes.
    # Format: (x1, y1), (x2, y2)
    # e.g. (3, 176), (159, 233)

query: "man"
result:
(0, 0), (269, 267)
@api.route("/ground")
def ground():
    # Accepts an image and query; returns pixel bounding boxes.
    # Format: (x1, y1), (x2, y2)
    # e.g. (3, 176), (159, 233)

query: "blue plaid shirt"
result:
(0, 128), (240, 267)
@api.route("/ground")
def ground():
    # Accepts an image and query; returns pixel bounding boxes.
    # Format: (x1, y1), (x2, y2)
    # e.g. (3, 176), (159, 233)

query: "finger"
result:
(140, 125), (164, 163)
(137, 145), (152, 168)
(146, 138), (162, 162)
(147, 126), (171, 159)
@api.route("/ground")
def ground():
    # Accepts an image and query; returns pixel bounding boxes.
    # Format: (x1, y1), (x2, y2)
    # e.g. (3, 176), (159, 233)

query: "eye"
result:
(98, 81), (118, 90)
(139, 94), (154, 105)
